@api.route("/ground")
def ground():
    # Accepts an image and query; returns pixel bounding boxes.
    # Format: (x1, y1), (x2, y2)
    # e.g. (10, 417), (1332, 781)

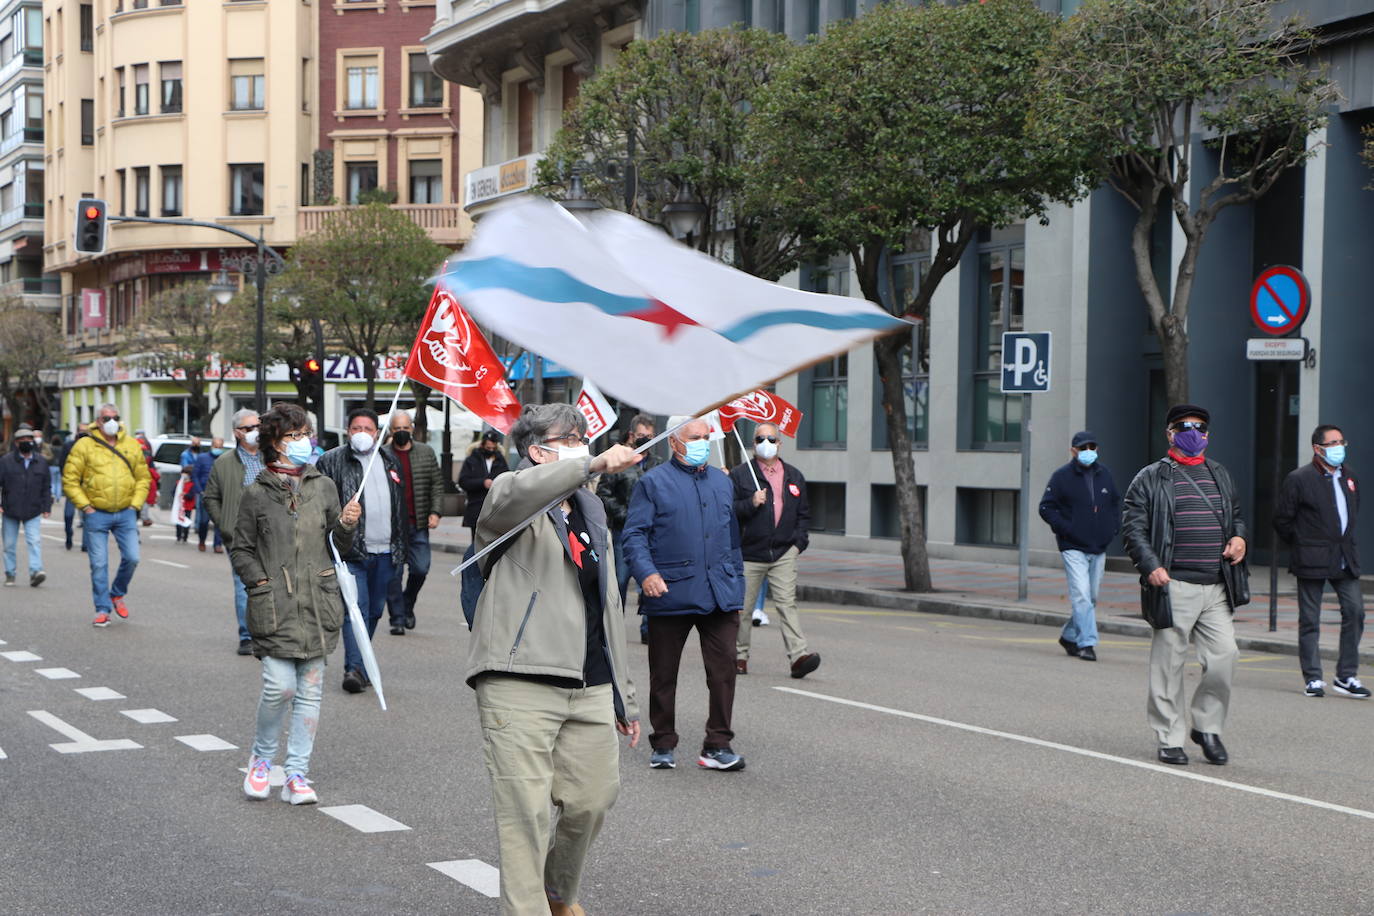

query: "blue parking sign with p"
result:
(1001, 332), (1051, 393)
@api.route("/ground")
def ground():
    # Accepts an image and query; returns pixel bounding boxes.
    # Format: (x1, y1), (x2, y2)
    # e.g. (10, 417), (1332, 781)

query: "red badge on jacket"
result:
(1348, 478), (1356, 492)
(788, 483), (801, 498)
(389, 469), (401, 484)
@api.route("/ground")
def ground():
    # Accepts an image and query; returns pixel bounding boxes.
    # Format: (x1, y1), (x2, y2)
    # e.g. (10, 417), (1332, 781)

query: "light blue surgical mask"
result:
(683, 439), (711, 467)
(285, 439), (314, 467)
(1076, 449), (1098, 467)
(211, 447), (224, 457)
(1323, 445), (1346, 467)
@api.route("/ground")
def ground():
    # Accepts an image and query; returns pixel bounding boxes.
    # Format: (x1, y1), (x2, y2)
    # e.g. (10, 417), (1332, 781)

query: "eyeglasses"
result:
(1170, 421), (1208, 433)
(1322, 439), (1348, 448)
(236, 424), (259, 432)
(1077, 443), (1098, 451)
(542, 434), (591, 447)
(755, 435), (779, 444)
(100, 414), (120, 422)
(282, 430), (310, 441)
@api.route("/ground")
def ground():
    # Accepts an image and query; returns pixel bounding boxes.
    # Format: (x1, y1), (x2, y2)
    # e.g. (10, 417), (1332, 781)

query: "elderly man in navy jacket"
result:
(623, 416), (746, 773)
(1038, 430), (1121, 662)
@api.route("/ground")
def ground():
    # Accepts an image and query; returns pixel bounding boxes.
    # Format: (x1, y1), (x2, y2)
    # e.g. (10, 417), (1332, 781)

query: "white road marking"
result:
(35, 668), (80, 679)
(175, 734), (237, 752)
(427, 860), (500, 898)
(75, 687), (126, 701)
(149, 535), (177, 541)
(148, 558), (190, 569)
(121, 708), (177, 724)
(776, 686), (1374, 822)
(0, 745), (6, 759)
(0, 638), (6, 644)
(319, 804), (412, 833)
(41, 535), (65, 543)
(238, 763), (287, 787)
(1, 650), (42, 662)
(27, 710), (143, 754)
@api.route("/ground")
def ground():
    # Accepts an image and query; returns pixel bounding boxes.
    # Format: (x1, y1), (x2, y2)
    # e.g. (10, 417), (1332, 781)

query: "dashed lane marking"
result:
(776, 686), (1374, 822)
(27, 710), (142, 754)
(319, 804), (412, 833)
(75, 687), (126, 701)
(1, 651), (42, 662)
(121, 708), (177, 724)
(175, 734), (237, 752)
(148, 558), (191, 570)
(35, 668), (80, 679)
(427, 860), (500, 898)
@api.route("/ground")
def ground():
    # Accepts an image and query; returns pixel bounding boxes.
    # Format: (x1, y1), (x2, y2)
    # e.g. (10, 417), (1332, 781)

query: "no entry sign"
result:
(1250, 265), (1310, 336)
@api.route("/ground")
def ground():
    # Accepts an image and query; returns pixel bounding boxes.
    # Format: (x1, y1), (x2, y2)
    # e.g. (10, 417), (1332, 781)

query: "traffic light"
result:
(301, 357), (323, 380)
(295, 356), (324, 407)
(75, 198), (107, 254)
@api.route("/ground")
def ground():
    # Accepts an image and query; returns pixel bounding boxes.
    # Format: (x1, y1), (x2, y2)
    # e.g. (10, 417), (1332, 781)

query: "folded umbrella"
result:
(329, 532), (387, 711)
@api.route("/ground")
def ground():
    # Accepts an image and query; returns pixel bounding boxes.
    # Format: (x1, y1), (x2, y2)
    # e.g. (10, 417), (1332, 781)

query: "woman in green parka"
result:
(231, 402), (361, 806)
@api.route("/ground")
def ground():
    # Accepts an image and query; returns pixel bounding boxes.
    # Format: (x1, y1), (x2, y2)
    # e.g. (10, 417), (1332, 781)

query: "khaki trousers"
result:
(476, 676), (620, 916)
(1146, 580), (1238, 748)
(737, 546), (808, 663)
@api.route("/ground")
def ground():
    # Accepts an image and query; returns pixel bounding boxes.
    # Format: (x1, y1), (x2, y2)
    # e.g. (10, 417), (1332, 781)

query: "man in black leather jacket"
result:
(1121, 404), (1248, 768)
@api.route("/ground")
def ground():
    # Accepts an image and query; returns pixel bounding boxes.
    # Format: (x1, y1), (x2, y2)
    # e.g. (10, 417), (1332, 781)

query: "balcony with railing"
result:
(0, 202), (43, 230)
(297, 203), (469, 246)
(0, 128), (43, 159)
(0, 277), (61, 310)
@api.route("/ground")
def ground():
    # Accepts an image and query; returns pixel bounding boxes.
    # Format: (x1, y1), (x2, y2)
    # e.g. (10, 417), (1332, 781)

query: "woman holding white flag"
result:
(232, 402), (361, 806)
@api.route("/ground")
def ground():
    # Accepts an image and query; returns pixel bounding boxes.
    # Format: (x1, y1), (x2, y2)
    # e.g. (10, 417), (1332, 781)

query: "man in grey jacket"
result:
(468, 403), (641, 916)
(204, 408), (265, 655)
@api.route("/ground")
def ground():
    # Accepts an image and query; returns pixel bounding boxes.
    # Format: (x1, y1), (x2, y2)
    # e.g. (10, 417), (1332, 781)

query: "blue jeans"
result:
(461, 537), (483, 630)
(2, 515), (42, 576)
(233, 571), (249, 642)
(85, 508), (140, 613)
(196, 495), (222, 548)
(252, 656), (325, 776)
(342, 553), (394, 674)
(49, 466), (61, 500)
(1061, 549), (1105, 649)
(386, 529), (432, 626)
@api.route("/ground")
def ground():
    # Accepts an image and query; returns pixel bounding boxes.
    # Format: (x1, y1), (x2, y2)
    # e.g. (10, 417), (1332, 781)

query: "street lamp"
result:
(559, 169), (602, 216)
(661, 184), (707, 239)
(207, 270), (237, 306)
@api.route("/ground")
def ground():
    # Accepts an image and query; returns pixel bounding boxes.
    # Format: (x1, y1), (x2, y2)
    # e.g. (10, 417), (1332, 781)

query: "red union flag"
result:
(717, 390), (802, 437)
(404, 285), (521, 434)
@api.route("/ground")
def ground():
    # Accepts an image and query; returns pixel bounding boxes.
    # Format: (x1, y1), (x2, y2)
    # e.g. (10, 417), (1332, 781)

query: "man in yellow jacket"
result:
(62, 403), (150, 627)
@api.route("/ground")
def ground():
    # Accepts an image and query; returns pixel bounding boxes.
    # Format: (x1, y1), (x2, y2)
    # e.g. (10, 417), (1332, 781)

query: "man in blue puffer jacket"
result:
(622, 416), (746, 773)
(1038, 429), (1121, 662)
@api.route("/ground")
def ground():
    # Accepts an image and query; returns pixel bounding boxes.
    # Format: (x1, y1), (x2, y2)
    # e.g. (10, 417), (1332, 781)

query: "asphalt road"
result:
(3, 518), (1374, 915)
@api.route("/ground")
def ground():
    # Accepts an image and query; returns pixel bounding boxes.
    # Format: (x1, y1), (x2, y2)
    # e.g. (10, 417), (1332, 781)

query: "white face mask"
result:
(101, 418), (119, 436)
(755, 440), (779, 460)
(350, 431), (376, 453)
(243, 429), (260, 448)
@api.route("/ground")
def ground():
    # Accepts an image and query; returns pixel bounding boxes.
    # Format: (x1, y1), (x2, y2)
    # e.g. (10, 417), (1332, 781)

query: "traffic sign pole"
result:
(1018, 396), (1032, 602)
(1000, 331), (1051, 603)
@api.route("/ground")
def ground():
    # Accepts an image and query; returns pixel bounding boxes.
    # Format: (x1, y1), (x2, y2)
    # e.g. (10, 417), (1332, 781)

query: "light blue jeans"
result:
(1061, 549), (1105, 649)
(2, 515), (42, 576)
(252, 656), (325, 776)
(233, 571), (249, 642)
(84, 508), (140, 613)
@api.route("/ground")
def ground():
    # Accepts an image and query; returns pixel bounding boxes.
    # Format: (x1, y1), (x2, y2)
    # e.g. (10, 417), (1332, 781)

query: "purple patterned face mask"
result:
(1173, 428), (1207, 456)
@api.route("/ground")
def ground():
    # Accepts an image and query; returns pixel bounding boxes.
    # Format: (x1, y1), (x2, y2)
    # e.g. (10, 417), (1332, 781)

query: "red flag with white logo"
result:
(716, 390), (803, 438)
(404, 285), (521, 434)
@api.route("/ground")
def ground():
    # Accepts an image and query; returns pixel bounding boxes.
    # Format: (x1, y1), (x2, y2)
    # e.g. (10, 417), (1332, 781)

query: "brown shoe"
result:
(547, 898), (586, 916)
(736, 659), (748, 675)
(790, 653), (821, 679)
(213, 545), (224, 554)
(198, 543), (206, 552)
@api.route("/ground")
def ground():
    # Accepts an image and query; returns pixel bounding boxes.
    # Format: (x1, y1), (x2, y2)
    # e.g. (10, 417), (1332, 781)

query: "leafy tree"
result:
(0, 299), (62, 431)
(286, 202), (447, 408)
(540, 27), (804, 281)
(748, 0), (1087, 592)
(219, 284), (325, 416)
(119, 281), (238, 434)
(1035, 0), (1336, 405)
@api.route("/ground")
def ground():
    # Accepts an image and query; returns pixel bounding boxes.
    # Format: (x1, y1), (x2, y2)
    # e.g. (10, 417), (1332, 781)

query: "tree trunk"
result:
(1127, 193), (1190, 405)
(874, 333), (933, 591)
(364, 355), (378, 410)
(411, 381), (431, 440)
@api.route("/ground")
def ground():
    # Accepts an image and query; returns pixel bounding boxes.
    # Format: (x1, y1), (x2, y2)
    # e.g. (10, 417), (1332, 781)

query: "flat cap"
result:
(1166, 404), (1210, 426)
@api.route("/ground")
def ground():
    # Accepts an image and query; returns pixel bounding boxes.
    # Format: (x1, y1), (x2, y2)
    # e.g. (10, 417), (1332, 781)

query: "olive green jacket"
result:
(385, 439), (446, 521)
(230, 465), (357, 660)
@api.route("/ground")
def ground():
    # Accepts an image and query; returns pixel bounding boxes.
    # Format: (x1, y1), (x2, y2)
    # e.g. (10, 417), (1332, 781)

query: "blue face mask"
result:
(683, 439), (711, 467)
(284, 439), (314, 467)
(1076, 449), (1098, 466)
(1323, 445), (1346, 467)
(211, 447), (224, 457)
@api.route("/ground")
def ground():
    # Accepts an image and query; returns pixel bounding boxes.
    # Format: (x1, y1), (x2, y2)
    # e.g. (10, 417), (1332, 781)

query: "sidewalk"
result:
(426, 517), (1368, 666)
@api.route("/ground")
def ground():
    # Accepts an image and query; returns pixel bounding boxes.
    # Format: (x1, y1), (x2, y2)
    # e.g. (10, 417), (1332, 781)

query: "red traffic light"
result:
(304, 358), (321, 373)
(84, 205), (102, 219)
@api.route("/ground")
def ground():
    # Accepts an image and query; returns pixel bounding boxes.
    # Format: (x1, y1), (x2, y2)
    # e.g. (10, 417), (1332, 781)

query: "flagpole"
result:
(732, 426), (762, 490)
(451, 417), (691, 577)
(351, 374), (409, 504)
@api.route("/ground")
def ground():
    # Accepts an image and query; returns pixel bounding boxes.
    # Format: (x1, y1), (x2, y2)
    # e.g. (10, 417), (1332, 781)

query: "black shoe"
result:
(1077, 646), (1097, 662)
(1189, 729), (1228, 765)
(389, 625), (405, 636)
(1057, 636), (1080, 657)
(237, 640), (252, 656)
(790, 653), (821, 679)
(342, 669), (365, 693)
(404, 612), (416, 630)
(1157, 746), (1189, 765)
(65, 538), (72, 551)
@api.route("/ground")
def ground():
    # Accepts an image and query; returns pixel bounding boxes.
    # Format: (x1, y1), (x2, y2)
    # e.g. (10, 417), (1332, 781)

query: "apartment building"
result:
(0, 0), (54, 309)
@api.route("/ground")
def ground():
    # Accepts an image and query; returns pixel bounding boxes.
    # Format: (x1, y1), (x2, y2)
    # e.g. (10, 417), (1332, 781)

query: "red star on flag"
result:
(623, 299), (699, 340)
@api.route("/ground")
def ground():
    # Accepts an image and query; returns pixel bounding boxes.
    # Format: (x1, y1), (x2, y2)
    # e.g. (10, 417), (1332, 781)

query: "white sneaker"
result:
(752, 608), (770, 627)
(281, 773), (318, 805)
(1304, 679), (1326, 697)
(1332, 676), (1372, 699)
(243, 756), (272, 799)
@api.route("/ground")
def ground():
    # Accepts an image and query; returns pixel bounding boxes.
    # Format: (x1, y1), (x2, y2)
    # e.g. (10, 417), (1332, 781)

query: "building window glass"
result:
(115, 67), (125, 117)
(300, 162), (310, 207)
(409, 53), (442, 108)
(156, 396), (202, 436)
(871, 484), (926, 539)
(24, 86), (40, 133)
(345, 59), (379, 110)
(346, 162), (378, 204)
(133, 64), (150, 115)
(115, 168), (126, 215)
(80, 99), (94, 145)
(161, 165), (181, 216)
(229, 60), (265, 111)
(230, 163), (264, 215)
(20, 7), (39, 61)
(876, 235), (930, 448)
(807, 482), (846, 534)
(971, 229), (1025, 447)
(408, 159), (442, 204)
(957, 487), (1019, 547)
(79, 4), (94, 52)
(801, 261), (849, 447)
(160, 61), (182, 113)
(134, 167), (150, 217)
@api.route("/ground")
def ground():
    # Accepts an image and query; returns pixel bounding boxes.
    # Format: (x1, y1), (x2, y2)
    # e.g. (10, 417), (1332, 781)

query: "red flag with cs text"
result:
(716, 390), (802, 437)
(404, 285), (521, 434)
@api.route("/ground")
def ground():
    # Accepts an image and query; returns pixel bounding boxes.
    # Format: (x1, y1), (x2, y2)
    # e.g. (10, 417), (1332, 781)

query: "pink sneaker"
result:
(281, 773), (318, 805)
(243, 757), (272, 799)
